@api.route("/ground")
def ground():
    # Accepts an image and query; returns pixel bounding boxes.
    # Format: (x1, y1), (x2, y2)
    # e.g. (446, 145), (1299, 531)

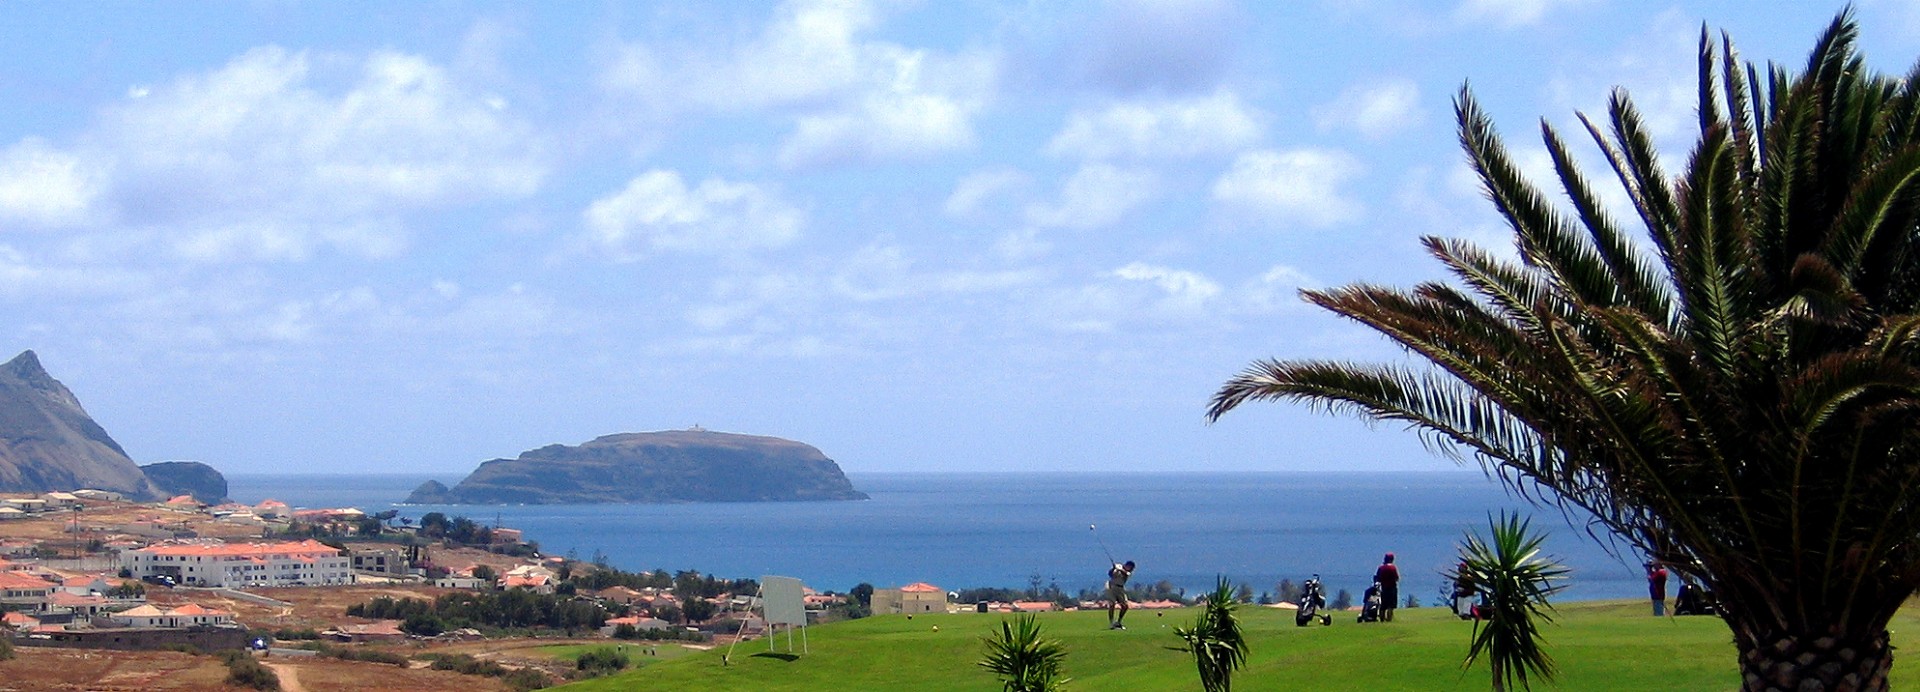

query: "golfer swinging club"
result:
(1107, 560), (1135, 630)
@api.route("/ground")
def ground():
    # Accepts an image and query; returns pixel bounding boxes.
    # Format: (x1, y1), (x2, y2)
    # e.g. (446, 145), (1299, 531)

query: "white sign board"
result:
(761, 575), (807, 627)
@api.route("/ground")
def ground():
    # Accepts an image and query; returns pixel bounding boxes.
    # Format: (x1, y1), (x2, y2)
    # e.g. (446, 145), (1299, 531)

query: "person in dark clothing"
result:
(1452, 560), (1477, 619)
(1374, 553), (1400, 622)
(1646, 560), (1669, 616)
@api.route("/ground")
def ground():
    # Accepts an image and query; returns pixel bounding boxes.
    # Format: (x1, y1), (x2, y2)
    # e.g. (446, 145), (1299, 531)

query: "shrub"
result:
(575, 647), (631, 676)
(502, 668), (552, 691)
(219, 650), (280, 691)
(423, 652), (509, 677)
(0, 635), (13, 661)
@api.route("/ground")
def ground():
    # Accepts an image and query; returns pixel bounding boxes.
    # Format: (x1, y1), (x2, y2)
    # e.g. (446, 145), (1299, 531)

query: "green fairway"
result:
(557, 600), (1920, 690)
(528, 641), (696, 664)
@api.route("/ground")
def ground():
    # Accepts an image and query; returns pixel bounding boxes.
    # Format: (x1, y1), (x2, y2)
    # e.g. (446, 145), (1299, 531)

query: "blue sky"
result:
(0, 0), (1911, 476)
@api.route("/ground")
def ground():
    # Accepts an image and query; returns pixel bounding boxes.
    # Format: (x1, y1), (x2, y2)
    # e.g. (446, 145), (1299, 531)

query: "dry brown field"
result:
(0, 646), (519, 691)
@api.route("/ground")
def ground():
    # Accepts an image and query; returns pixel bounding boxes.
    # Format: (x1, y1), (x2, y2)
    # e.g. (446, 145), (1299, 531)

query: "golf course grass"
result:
(556, 600), (1920, 690)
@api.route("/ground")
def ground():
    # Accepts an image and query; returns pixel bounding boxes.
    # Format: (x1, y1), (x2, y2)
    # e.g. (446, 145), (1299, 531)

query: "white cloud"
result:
(583, 170), (803, 260)
(1, 46), (546, 264)
(1112, 262), (1222, 311)
(108, 48), (543, 214)
(0, 244), (144, 298)
(1313, 79), (1422, 139)
(1544, 9), (1697, 158)
(945, 168), (1030, 217)
(1037, 261), (1225, 332)
(604, 0), (994, 167)
(1026, 164), (1159, 229)
(1046, 91), (1262, 159)
(1236, 264), (1318, 313)
(1212, 149), (1364, 227)
(1454, 0), (1586, 28)
(0, 138), (101, 228)
(778, 87), (977, 167)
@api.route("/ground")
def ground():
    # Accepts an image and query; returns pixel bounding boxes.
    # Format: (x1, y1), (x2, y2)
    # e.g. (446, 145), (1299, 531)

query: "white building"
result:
(119, 540), (354, 588)
(110, 603), (235, 628)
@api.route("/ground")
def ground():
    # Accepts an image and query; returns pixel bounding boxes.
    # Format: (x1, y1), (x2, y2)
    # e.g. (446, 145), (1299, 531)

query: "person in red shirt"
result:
(1374, 553), (1400, 622)
(1647, 561), (1669, 616)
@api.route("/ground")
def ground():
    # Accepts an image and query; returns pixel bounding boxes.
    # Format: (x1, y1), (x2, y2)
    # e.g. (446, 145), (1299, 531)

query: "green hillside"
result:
(557, 600), (1920, 690)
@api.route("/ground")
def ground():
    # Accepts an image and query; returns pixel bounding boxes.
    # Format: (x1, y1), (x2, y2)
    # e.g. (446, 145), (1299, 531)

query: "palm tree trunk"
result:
(1736, 631), (1890, 692)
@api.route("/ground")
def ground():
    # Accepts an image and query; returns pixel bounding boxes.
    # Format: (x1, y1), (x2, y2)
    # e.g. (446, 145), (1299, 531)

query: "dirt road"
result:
(264, 662), (307, 692)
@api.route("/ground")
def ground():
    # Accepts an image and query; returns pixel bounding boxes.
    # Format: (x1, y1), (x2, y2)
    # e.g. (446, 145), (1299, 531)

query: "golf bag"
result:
(1295, 575), (1332, 627)
(1357, 582), (1383, 623)
(1673, 581), (1716, 616)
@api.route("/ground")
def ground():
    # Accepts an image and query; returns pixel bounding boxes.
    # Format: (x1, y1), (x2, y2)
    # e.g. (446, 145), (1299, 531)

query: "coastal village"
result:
(0, 487), (1187, 690)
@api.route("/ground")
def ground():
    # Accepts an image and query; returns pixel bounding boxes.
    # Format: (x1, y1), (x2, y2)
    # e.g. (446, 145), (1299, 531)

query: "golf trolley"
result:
(1295, 575), (1333, 627)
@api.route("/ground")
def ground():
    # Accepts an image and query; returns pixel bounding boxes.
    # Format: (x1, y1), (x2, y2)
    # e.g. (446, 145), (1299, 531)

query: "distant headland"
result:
(405, 428), (869, 505)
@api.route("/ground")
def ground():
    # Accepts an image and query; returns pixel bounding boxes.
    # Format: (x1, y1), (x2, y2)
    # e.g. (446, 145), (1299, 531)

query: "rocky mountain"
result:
(0, 350), (164, 500)
(141, 461), (229, 504)
(406, 429), (868, 505)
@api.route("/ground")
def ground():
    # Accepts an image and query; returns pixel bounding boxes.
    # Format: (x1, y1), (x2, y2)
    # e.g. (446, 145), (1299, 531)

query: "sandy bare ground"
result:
(264, 661), (307, 692)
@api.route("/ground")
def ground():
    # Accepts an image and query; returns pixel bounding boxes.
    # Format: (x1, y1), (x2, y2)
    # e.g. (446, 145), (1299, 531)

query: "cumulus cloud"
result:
(603, 0), (994, 167)
(1544, 9), (1698, 158)
(778, 85), (977, 167)
(0, 244), (144, 298)
(0, 46), (545, 263)
(1037, 261), (1225, 333)
(107, 48), (542, 215)
(583, 170), (803, 260)
(1313, 78), (1423, 139)
(1112, 262), (1222, 311)
(945, 167), (1031, 217)
(1026, 164), (1159, 229)
(1046, 91), (1262, 159)
(1237, 264), (1318, 313)
(1455, 0), (1587, 28)
(0, 139), (101, 228)
(1212, 149), (1364, 227)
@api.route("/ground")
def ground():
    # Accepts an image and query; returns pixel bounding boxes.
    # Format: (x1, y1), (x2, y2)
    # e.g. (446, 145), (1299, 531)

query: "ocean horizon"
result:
(227, 470), (1651, 604)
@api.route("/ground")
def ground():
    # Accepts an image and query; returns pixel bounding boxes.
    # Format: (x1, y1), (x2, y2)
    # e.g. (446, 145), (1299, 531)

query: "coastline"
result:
(226, 471), (1640, 603)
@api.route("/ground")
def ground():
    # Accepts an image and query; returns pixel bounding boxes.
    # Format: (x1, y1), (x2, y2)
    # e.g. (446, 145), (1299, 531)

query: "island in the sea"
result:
(406, 429), (869, 505)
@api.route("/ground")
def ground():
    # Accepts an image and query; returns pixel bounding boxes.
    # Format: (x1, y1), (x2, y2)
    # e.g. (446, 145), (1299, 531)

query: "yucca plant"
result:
(1210, 11), (1920, 690)
(1459, 512), (1567, 692)
(978, 614), (1069, 692)
(1176, 576), (1251, 692)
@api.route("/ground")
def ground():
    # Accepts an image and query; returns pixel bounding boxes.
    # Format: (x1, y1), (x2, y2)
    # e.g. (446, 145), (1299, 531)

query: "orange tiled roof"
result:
(133, 539), (342, 558)
(46, 592), (107, 606)
(0, 572), (52, 590)
(900, 582), (943, 593)
(169, 603), (232, 617)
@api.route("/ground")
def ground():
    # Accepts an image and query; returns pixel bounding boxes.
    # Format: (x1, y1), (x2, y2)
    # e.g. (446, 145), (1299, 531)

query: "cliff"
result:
(406, 429), (868, 504)
(0, 350), (164, 500)
(141, 461), (229, 504)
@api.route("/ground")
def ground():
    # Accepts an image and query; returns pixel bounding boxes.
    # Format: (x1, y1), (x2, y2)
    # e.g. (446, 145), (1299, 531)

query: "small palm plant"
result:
(979, 614), (1069, 692)
(1459, 512), (1568, 692)
(1176, 576), (1250, 692)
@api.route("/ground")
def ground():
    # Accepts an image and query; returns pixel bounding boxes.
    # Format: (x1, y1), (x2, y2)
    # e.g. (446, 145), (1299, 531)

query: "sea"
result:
(226, 471), (1649, 603)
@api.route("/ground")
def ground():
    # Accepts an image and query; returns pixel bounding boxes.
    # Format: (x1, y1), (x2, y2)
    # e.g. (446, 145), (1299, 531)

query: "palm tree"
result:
(978, 614), (1069, 692)
(1459, 513), (1568, 691)
(1209, 12), (1920, 690)
(1176, 576), (1251, 692)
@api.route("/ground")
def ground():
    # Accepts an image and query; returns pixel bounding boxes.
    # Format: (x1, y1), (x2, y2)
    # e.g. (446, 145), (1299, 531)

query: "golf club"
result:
(1090, 523), (1116, 565)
